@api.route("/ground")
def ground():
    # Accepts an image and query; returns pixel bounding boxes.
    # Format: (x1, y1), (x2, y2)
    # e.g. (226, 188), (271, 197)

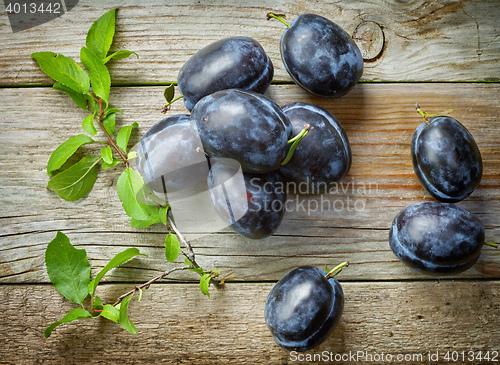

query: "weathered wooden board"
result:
(1, 0), (499, 86)
(1, 84), (499, 283)
(0, 281), (499, 364)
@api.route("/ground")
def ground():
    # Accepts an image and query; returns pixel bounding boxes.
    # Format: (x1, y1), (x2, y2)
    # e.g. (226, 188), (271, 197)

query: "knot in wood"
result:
(352, 21), (385, 61)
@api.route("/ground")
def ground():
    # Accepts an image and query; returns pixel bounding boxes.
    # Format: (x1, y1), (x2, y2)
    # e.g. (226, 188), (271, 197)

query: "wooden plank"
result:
(0, 0), (499, 85)
(1, 83), (499, 283)
(0, 281), (499, 364)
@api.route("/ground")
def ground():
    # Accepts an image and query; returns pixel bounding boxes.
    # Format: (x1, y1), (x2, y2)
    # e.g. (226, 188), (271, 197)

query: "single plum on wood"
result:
(389, 201), (485, 275)
(265, 265), (344, 351)
(411, 112), (482, 203)
(178, 36), (274, 111)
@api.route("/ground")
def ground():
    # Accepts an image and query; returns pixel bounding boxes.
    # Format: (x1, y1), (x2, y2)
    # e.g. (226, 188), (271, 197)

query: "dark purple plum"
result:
(411, 116), (482, 203)
(278, 13), (363, 98)
(389, 201), (485, 275)
(280, 102), (351, 190)
(190, 89), (291, 173)
(135, 114), (209, 194)
(178, 36), (274, 111)
(207, 160), (286, 239)
(264, 266), (344, 351)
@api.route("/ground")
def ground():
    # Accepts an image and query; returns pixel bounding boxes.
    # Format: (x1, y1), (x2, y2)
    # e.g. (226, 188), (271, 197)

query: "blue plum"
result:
(207, 160), (286, 239)
(135, 114), (209, 194)
(280, 102), (351, 191)
(279, 14), (363, 98)
(389, 202), (485, 275)
(178, 36), (274, 111)
(265, 266), (344, 351)
(190, 89), (291, 173)
(411, 116), (482, 203)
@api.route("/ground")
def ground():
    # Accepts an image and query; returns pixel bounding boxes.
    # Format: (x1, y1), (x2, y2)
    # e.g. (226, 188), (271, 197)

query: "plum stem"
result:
(281, 124), (310, 165)
(162, 95), (184, 114)
(415, 102), (430, 124)
(325, 261), (349, 279)
(415, 102), (453, 125)
(267, 12), (290, 28)
(484, 242), (498, 248)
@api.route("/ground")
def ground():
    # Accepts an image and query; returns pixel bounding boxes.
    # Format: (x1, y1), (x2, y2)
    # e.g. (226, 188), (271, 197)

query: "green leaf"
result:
(116, 122), (138, 153)
(102, 112), (115, 135)
(184, 257), (203, 275)
(164, 233), (181, 262)
(141, 183), (168, 206)
(31, 51), (90, 94)
(119, 295), (137, 334)
(88, 247), (147, 298)
(130, 216), (161, 228)
(137, 288), (143, 303)
(164, 84), (175, 103)
(103, 50), (139, 64)
(47, 156), (101, 201)
(200, 274), (211, 297)
(127, 151), (138, 160)
(94, 295), (103, 309)
(116, 168), (160, 221)
(47, 134), (95, 176)
(53, 82), (95, 111)
(45, 232), (91, 304)
(82, 114), (97, 136)
(100, 145), (113, 165)
(80, 47), (111, 102)
(103, 107), (123, 118)
(102, 157), (121, 170)
(100, 304), (120, 323)
(86, 8), (116, 61)
(44, 308), (92, 338)
(159, 206), (168, 226)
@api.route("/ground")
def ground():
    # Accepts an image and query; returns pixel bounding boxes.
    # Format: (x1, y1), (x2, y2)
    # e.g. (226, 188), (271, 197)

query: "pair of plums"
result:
(177, 13), (363, 110)
(389, 107), (489, 277)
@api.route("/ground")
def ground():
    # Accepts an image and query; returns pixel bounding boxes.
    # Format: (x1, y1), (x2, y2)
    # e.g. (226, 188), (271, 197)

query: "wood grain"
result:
(0, 281), (498, 364)
(1, 84), (499, 283)
(0, 0), (499, 85)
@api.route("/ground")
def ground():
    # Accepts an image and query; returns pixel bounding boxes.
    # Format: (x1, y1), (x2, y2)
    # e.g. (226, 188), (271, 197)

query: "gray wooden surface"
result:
(0, 1), (499, 364)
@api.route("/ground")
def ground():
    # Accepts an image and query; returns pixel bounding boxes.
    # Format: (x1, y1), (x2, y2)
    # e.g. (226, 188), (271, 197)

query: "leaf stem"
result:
(325, 261), (349, 279)
(162, 95), (184, 114)
(281, 124), (310, 166)
(267, 12), (290, 28)
(96, 98), (129, 165)
(484, 242), (498, 248)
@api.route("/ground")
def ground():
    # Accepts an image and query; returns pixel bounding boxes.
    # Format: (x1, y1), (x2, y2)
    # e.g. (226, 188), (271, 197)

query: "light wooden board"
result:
(1, 1), (499, 362)
(1, 84), (499, 283)
(0, 281), (499, 364)
(0, 0), (499, 85)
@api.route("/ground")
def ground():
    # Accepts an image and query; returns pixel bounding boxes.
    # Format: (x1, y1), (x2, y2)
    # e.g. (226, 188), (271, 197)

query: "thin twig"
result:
(166, 210), (222, 290)
(167, 210), (195, 262)
(112, 265), (193, 307)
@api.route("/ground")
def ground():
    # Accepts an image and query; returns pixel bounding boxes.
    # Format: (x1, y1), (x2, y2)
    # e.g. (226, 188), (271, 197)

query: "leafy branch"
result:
(34, 8), (222, 337)
(32, 8), (138, 202)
